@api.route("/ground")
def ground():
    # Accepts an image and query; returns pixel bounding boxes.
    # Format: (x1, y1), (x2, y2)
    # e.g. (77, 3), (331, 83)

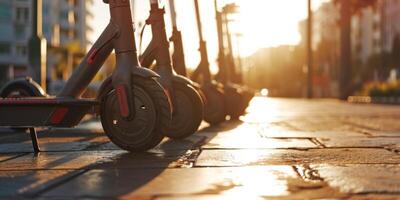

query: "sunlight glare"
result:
(242, 97), (282, 124)
(260, 88), (269, 97)
(221, 167), (295, 197)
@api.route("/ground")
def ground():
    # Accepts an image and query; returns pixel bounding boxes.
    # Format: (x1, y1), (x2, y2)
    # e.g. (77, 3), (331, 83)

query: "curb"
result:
(348, 96), (400, 105)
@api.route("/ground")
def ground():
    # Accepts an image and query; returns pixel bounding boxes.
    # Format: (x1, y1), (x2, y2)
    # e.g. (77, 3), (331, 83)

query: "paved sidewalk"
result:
(1, 97), (400, 199)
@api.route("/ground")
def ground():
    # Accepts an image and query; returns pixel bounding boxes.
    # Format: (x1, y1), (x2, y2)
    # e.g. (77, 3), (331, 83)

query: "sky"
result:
(90, 0), (328, 71)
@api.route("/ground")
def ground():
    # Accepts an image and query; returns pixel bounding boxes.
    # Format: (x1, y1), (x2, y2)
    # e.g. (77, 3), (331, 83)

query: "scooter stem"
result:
(193, 0), (204, 42)
(146, 0), (175, 100)
(192, 0), (211, 84)
(214, 0), (228, 84)
(109, 0), (138, 120)
(168, 0), (187, 76)
(61, 0), (138, 120)
(168, 0), (178, 27)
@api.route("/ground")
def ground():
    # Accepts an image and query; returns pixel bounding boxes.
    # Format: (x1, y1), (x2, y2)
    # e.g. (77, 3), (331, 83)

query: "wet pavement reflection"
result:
(0, 97), (400, 199)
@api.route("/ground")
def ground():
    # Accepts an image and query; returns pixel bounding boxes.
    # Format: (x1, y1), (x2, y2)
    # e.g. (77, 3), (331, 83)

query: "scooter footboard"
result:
(0, 98), (97, 127)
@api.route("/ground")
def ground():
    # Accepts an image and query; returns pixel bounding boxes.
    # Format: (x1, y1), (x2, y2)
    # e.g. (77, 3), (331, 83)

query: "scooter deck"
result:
(0, 97), (97, 128)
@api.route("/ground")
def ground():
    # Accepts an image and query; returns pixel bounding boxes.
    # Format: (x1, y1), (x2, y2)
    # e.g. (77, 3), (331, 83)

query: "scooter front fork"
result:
(154, 66), (175, 113)
(113, 53), (136, 120)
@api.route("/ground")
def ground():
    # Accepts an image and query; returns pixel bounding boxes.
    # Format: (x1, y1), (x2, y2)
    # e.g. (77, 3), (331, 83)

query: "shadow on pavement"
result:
(0, 119), (244, 198)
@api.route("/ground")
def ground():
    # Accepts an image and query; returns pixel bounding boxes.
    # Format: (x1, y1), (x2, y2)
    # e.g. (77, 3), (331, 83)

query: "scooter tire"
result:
(1, 79), (45, 132)
(225, 87), (246, 120)
(164, 82), (204, 139)
(100, 76), (171, 152)
(202, 86), (226, 125)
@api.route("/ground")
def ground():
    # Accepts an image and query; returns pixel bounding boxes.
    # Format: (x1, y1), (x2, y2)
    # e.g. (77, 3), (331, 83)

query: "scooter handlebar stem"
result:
(108, 0), (136, 54)
(168, 0), (178, 27)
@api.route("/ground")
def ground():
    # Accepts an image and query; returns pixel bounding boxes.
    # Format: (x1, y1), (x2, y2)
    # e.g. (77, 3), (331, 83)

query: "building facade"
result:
(297, 0), (400, 97)
(351, 0), (400, 80)
(352, 5), (381, 64)
(298, 1), (341, 98)
(0, 0), (93, 85)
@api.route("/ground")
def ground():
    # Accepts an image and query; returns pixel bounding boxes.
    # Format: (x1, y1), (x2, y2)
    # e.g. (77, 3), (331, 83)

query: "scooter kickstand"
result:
(29, 128), (41, 153)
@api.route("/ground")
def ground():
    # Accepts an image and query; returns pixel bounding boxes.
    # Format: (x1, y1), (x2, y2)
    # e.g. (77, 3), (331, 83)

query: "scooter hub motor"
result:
(101, 77), (170, 152)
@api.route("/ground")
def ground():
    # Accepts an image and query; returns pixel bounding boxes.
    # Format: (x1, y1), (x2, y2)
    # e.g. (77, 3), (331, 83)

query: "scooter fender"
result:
(97, 67), (160, 101)
(174, 75), (202, 90)
(133, 66), (160, 79)
(172, 75), (194, 86)
(0, 77), (46, 97)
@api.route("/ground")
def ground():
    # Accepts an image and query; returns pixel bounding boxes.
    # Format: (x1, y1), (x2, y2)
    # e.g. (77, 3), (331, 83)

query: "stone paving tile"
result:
(42, 166), (317, 198)
(94, 135), (205, 152)
(155, 195), (265, 200)
(0, 151), (124, 170)
(0, 150), (190, 170)
(361, 130), (400, 137)
(195, 148), (400, 167)
(260, 129), (366, 139)
(200, 123), (319, 149)
(0, 129), (28, 143)
(0, 128), (105, 143)
(314, 164), (400, 194)
(344, 116), (400, 132)
(348, 194), (400, 200)
(204, 136), (317, 149)
(201, 124), (318, 149)
(0, 136), (110, 153)
(0, 169), (84, 197)
(275, 118), (361, 132)
(316, 137), (400, 148)
(0, 128), (109, 153)
(0, 153), (25, 162)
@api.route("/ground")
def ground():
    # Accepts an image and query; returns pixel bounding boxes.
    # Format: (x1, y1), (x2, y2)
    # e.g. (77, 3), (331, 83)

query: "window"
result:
(0, 42), (11, 55)
(0, 24), (12, 40)
(15, 45), (27, 56)
(0, 2), (12, 22)
(68, 11), (75, 23)
(60, 10), (69, 21)
(15, 7), (29, 24)
(14, 24), (27, 39)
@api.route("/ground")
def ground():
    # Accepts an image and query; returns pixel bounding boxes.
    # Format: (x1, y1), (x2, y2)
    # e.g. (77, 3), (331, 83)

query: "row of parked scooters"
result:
(0, 0), (254, 153)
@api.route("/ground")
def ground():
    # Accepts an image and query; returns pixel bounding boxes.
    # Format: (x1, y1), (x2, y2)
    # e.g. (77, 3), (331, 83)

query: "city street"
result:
(1, 97), (400, 199)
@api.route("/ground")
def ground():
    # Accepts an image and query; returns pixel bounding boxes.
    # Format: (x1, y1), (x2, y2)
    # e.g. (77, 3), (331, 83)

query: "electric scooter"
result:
(214, 0), (252, 119)
(0, 0), (171, 153)
(167, 0), (208, 117)
(139, 0), (204, 139)
(221, 4), (255, 113)
(190, 0), (227, 125)
(168, 0), (187, 77)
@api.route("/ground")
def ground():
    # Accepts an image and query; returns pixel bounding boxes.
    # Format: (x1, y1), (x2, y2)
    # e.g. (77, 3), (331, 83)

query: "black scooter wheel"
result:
(100, 76), (171, 152)
(1, 79), (45, 131)
(202, 86), (226, 125)
(164, 82), (203, 139)
(0, 82), (43, 98)
(224, 87), (246, 120)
